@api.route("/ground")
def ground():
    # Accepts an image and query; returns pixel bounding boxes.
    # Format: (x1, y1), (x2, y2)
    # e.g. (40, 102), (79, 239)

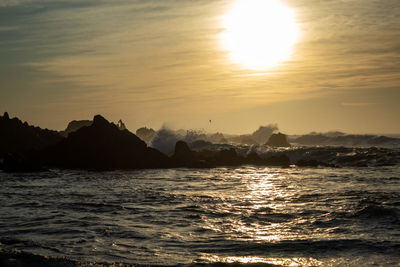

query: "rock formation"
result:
(172, 141), (290, 168)
(60, 120), (92, 137)
(266, 132), (291, 147)
(0, 112), (63, 158)
(37, 115), (171, 170)
(2, 154), (47, 173)
(136, 127), (156, 143)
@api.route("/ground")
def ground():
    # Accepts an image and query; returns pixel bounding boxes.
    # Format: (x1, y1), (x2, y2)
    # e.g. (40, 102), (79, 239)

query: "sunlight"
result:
(220, 0), (300, 70)
(203, 255), (324, 266)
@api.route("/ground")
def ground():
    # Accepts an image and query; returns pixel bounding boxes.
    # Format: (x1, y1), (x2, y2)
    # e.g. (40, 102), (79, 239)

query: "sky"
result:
(1, 0), (399, 134)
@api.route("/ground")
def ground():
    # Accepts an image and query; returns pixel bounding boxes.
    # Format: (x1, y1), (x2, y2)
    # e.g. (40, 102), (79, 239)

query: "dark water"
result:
(1, 165), (400, 266)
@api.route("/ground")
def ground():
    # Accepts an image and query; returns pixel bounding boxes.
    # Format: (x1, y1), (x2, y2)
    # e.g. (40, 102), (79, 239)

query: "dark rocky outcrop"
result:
(172, 141), (290, 168)
(266, 132), (291, 147)
(195, 148), (242, 166)
(264, 154), (291, 166)
(189, 140), (213, 150)
(36, 115), (171, 170)
(136, 127), (156, 143)
(0, 112), (64, 158)
(60, 120), (92, 137)
(2, 154), (47, 173)
(171, 141), (211, 168)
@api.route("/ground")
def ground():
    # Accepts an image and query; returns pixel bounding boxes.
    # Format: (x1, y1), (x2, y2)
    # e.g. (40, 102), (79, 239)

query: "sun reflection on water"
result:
(201, 167), (297, 242)
(202, 255), (324, 266)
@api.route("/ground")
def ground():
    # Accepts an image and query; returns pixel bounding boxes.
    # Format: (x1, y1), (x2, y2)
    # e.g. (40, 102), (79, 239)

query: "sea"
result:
(1, 146), (400, 266)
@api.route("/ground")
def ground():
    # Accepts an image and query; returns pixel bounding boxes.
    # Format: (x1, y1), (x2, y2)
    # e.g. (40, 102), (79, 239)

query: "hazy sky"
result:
(1, 0), (399, 134)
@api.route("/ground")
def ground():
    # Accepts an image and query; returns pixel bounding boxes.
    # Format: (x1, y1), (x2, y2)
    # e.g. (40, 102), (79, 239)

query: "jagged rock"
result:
(2, 154), (47, 173)
(0, 112), (64, 158)
(171, 141), (211, 168)
(136, 127), (156, 143)
(172, 141), (193, 160)
(60, 120), (92, 137)
(266, 132), (291, 147)
(37, 115), (171, 170)
(172, 141), (290, 168)
(195, 148), (241, 166)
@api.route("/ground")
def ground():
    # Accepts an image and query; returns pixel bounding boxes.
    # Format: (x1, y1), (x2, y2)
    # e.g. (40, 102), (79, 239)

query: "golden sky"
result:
(1, 0), (399, 134)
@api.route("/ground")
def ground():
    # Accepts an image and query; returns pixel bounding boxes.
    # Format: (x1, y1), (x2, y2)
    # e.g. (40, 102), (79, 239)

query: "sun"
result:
(220, 0), (300, 70)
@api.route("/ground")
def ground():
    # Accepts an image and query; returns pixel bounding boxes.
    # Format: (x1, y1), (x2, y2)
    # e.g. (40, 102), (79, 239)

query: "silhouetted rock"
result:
(245, 152), (267, 165)
(194, 148), (241, 166)
(136, 127), (156, 143)
(0, 250), (77, 267)
(171, 141), (290, 168)
(264, 154), (291, 167)
(296, 159), (335, 168)
(0, 112), (64, 158)
(291, 133), (400, 147)
(226, 125), (279, 145)
(2, 154), (47, 173)
(171, 141), (211, 168)
(173, 141), (193, 160)
(60, 120), (92, 137)
(189, 140), (213, 150)
(251, 124), (279, 144)
(37, 115), (171, 170)
(266, 132), (291, 147)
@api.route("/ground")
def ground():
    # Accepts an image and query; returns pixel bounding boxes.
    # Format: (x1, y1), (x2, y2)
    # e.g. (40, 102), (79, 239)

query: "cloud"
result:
(1, 0), (399, 132)
(341, 102), (377, 107)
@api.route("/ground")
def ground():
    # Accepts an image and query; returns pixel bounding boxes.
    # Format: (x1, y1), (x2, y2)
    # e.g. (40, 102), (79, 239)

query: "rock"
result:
(172, 141), (193, 160)
(0, 112), (64, 158)
(2, 154), (47, 173)
(296, 159), (335, 167)
(37, 115), (172, 170)
(171, 141), (211, 168)
(266, 132), (291, 147)
(194, 148), (241, 166)
(189, 140), (213, 150)
(93, 114), (109, 127)
(251, 124), (279, 144)
(264, 154), (291, 167)
(60, 120), (92, 137)
(136, 127), (156, 143)
(172, 141), (291, 168)
(245, 152), (266, 165)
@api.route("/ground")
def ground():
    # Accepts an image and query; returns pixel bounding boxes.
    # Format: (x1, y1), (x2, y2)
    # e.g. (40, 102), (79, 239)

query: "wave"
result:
(290, 133), (400, 148)
(255, 146), (400, 167)
(354, 204), (399, 220)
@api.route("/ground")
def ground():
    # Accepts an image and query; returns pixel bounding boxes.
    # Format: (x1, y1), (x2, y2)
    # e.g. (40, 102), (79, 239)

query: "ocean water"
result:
(1, 164), (400, 266)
